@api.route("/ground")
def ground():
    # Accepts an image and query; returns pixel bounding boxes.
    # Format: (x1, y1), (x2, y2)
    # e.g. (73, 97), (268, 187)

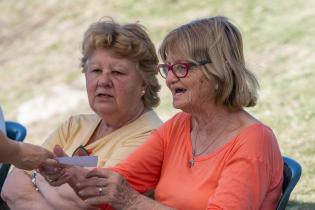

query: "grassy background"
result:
(1, 0), (314, 209)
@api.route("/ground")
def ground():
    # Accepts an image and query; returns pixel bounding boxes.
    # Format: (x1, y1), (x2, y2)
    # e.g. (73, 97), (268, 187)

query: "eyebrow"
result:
(86, 60), (100, 66)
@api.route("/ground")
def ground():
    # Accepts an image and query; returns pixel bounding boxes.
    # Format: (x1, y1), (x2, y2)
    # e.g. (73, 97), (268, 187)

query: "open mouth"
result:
(174, 88), (187, 95)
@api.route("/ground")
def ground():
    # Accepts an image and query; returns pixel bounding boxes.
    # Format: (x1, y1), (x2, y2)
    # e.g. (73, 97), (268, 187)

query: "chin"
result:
(173, 102), (186, 110)
(93, 105), (116, 114)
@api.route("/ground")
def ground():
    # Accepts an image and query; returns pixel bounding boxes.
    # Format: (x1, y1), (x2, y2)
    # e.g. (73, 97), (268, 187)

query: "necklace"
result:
(189, 126), (227, 168)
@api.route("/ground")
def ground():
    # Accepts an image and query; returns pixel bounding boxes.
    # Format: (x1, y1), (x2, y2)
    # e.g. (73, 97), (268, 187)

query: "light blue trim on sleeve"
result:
(0, 106), (6, 135)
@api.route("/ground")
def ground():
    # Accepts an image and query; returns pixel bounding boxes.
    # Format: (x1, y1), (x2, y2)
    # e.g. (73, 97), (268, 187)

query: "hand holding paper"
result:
(38, 145), (97, 187)
(52, 144), (98, 167)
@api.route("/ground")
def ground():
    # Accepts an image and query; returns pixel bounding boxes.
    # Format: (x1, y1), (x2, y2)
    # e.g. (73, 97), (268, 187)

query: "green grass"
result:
(1, 0), (314, 209)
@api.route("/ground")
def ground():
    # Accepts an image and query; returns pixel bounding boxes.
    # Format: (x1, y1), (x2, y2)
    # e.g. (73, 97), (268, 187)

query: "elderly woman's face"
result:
(165, 56), (215, 112)
(85, 49), (145, 119)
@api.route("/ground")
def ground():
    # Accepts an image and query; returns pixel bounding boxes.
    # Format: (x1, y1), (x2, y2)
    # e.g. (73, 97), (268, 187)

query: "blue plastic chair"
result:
(0, 121), (27, 192)
(276, 156), (302, 210)
(4, 121), (27, 142)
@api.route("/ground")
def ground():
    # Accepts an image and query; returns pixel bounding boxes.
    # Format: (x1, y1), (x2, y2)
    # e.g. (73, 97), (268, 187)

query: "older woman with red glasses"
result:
(44, 16), (283, 210)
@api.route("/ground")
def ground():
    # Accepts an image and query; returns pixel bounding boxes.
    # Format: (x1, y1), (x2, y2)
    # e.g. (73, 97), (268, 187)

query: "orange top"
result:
(109, 112), (283, 210)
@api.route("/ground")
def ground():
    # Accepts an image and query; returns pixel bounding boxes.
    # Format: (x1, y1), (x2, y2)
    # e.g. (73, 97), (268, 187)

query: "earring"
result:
(215, 84), (219, 91)
(141, 90), (145, 95)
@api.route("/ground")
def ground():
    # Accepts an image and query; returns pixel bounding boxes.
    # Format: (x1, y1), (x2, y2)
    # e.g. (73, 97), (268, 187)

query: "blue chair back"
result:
(0, 121), (27, 192)
(5, 121), (27, 142)
(276, 156), (302, 210)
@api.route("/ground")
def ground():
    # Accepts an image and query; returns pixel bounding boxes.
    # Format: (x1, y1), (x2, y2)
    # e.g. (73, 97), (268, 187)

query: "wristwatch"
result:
(31, 170), (40, 192)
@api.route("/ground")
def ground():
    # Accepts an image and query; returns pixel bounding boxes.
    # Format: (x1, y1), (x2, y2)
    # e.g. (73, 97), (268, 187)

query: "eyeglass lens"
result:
(159, 63), (188, 78)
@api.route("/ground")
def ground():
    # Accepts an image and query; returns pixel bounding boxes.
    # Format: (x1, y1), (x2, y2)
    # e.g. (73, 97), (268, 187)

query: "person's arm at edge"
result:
(0, 131), (53, 170)
(0, 130), (20, 163)
(1, 118), (69, 209)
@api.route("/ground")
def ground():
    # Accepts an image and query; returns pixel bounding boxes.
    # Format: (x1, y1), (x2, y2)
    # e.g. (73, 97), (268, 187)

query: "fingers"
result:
(48, 172), (72, 187)
(78, 185), (105, 199)
(47, 169), (66, 181)
(76, 176), (106, 190)
(38, 159), (68, 186)
(40, 167), (65, 180)
(42, 158), (59, 167)
(38, 159), (60, 173)
(78, 187), (109, 206)
(42, 148), (54, 159)
(13, 142), (55, 170)
(53, 144), (68, 157)
(86, 168), (111, 179)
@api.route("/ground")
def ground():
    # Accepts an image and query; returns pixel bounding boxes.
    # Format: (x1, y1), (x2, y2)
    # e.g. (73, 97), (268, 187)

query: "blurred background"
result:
(0, 0), (314, 209)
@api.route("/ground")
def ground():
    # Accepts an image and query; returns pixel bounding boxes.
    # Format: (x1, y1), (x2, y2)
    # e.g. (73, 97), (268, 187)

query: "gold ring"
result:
(98, 187), (103, 196)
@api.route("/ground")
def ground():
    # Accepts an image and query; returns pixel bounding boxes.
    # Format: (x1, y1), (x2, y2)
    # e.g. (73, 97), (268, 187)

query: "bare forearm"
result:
(6, 198), (54, 210)
(110, 182), (175, 210)
(121, 193), (176, 210)
(77, 169), (175, 210)
(37, 173), (97, 210)
(0, 132), (53, 170)
(1, 169), (54, 210)
(0, 132), (19, 163)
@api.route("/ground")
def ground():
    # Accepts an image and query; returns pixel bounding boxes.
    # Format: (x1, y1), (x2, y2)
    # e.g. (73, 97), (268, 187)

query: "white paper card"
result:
(56, 156), (98, 167)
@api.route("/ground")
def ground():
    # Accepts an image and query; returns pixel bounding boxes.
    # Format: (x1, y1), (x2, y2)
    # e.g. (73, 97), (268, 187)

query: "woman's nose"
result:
(97, 73), (113, 87)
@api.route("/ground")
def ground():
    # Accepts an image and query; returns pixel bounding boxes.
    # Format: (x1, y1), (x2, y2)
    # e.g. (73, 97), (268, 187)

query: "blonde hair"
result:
(159, 16), (259, 110)
(81, 18), (160, 108)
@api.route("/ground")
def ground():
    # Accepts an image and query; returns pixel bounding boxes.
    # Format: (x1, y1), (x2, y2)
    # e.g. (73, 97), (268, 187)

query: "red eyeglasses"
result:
(157, 60), (211, 79)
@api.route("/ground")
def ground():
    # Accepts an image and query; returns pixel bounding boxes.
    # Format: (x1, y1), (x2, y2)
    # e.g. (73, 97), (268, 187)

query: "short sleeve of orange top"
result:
(111, 112), (283, 210)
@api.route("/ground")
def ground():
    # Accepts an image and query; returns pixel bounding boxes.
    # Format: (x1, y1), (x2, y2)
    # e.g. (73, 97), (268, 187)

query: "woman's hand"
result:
(76, 168), (140, 209)
(38, 145), (71, 186)
(11, 141), (54, 170)
(39, 145), (91, 190)
(38, 159), (70, 187)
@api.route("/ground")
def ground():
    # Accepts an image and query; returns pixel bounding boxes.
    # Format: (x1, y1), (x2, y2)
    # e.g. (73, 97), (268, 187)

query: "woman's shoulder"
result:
(237, 123), (276, 143)
(231, 123), (281, 160)
(233, 110), (277, 146)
